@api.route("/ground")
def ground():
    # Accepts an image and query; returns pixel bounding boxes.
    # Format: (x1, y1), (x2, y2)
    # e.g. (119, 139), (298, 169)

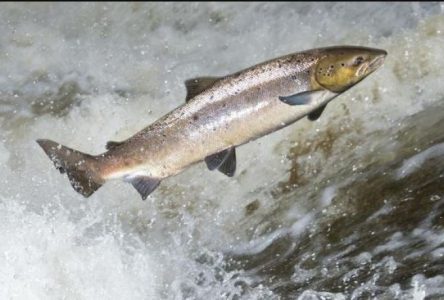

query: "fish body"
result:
(37, 46), (386, 200)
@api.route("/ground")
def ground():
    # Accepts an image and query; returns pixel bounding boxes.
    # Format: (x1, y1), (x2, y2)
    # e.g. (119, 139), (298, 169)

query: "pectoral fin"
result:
(205, 147), (236, 177)
(308, 104), (327, 121)
(129, 176), (161, 200)
(279, 90), (324, 106)
(185, 76), (222, 102)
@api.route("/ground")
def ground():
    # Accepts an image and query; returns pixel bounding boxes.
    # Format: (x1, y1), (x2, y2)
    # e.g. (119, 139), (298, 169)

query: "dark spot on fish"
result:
(222, 103), (227, 108)
(193, 115), (199, 121)
(330, 65), (334, 69)
(341, 63), (345, 67)
(291, 75), (298, 80)
(297, 59), (301, 63)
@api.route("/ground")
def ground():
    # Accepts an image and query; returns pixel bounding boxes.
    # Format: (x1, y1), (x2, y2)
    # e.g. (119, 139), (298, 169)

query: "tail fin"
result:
(36, 139), (103, 197)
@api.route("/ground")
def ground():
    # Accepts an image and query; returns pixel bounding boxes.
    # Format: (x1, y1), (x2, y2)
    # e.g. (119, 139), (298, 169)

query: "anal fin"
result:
(205, 150), (228, 171)
(205, 147), (236, 177)
(217, 148), (236, 177)
(129, 176), (161, 200)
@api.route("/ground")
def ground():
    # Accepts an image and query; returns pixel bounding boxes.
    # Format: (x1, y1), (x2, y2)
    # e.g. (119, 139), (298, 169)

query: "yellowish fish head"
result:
(314, 46), (387, 93)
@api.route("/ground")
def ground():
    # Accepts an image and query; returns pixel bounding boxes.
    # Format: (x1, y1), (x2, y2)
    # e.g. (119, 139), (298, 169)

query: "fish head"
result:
(314, 46), (387, 93)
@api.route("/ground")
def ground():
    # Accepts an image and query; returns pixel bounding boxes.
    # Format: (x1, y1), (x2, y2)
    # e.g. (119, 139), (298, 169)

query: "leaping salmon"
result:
(37, 46), (387, 200)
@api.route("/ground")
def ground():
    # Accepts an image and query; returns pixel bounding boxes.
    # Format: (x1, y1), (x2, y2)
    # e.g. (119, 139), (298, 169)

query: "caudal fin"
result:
(36, 139), (103, 197)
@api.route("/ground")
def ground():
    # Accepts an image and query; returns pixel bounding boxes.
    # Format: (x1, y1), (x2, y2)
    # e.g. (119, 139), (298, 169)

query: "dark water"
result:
(225, 103), (444, 299)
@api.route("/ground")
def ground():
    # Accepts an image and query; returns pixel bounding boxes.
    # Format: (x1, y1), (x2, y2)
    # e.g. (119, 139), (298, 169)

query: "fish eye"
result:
(353, 56), (364, 66)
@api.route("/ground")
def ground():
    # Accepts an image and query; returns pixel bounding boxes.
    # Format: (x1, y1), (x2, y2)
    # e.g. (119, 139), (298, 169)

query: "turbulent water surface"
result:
(1, 3), (444, 299)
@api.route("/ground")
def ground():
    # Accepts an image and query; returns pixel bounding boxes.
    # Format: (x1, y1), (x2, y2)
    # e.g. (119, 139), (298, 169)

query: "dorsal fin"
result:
(185, 76), (221, 102)
(106, 141), (124, 150)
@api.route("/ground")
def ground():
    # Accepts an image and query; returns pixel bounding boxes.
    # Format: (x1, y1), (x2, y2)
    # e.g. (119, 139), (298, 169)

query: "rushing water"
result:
(0, 3), (444, 299)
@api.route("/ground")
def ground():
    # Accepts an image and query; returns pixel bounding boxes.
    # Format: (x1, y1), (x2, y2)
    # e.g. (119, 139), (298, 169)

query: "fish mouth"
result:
(368, 51), (387, 72)
(357, 51), (387, 78)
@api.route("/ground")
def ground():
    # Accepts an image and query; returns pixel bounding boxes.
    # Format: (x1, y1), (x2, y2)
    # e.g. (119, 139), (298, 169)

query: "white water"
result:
(396, 143), (444, 179)
(1, 3), (444, 299)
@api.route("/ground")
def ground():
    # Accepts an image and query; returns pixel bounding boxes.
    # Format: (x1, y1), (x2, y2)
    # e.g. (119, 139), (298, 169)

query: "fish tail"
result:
(36, 139), (104, 197)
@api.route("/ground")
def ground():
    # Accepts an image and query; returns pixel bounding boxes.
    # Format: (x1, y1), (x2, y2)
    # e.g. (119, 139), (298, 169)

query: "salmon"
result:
(37, 46), (387, 200)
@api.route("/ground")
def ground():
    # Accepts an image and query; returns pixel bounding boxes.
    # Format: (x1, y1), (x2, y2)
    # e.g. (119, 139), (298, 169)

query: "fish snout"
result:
(367, 49), (387, 72)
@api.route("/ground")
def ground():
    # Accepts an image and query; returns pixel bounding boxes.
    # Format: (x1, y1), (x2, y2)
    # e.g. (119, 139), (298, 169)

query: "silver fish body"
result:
(37, 46), (387, 200)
